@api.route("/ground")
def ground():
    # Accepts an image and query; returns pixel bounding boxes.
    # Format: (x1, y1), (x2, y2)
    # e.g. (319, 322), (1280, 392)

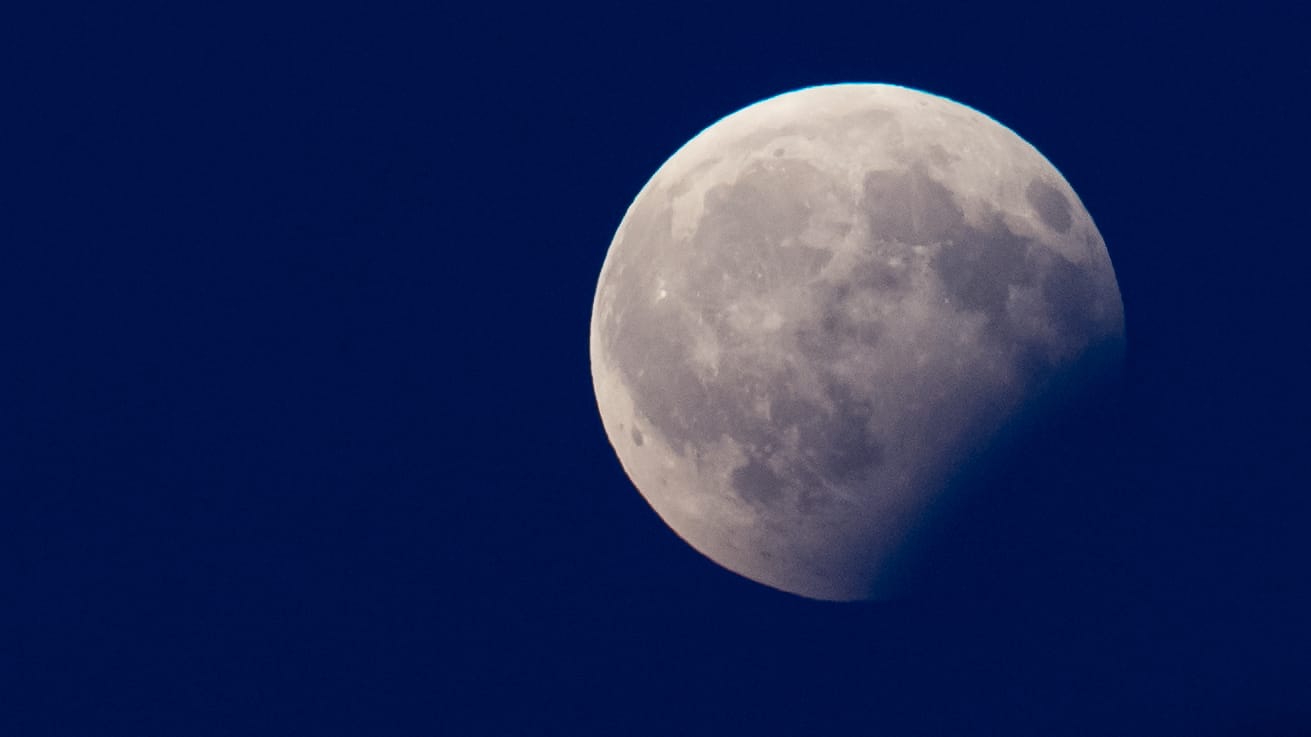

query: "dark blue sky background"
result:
(5, 4), (1309, 736)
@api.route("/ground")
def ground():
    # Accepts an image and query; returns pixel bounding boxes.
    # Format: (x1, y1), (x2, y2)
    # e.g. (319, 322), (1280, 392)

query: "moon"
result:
(590, 84), (1125, 601)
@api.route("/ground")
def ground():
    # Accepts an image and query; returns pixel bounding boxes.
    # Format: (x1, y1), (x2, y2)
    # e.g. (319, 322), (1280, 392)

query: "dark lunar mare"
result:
(1025, 179), (1073, 233)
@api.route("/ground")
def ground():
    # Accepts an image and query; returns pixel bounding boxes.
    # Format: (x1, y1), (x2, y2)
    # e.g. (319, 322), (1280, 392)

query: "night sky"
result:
(6, 4), (1309, 736)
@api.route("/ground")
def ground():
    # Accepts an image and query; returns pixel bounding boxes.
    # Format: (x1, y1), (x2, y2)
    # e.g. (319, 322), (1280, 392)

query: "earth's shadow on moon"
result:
(885, 338), (1132, 601)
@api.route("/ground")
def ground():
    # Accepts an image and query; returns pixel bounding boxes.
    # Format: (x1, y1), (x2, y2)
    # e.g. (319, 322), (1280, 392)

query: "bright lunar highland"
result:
(590, 84), (1125, 601)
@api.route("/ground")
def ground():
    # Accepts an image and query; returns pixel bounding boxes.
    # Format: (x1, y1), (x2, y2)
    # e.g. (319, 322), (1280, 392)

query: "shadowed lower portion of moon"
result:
(591, 84), (1125, 601)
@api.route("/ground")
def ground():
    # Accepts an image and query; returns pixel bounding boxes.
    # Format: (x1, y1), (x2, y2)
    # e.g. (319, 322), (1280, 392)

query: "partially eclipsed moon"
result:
(590, 84), (1125, 601)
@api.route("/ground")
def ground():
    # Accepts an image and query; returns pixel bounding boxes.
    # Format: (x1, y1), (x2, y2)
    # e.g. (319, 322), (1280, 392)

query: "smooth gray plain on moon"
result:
(590, 84), (1125, 601)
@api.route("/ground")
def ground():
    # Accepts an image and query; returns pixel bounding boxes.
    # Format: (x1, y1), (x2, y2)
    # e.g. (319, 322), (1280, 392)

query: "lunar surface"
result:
(590, 84), (1125, 601)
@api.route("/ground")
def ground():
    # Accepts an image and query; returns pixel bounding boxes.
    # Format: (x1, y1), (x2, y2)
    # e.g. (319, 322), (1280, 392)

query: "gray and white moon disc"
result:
(590, 83), (1125, 601)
